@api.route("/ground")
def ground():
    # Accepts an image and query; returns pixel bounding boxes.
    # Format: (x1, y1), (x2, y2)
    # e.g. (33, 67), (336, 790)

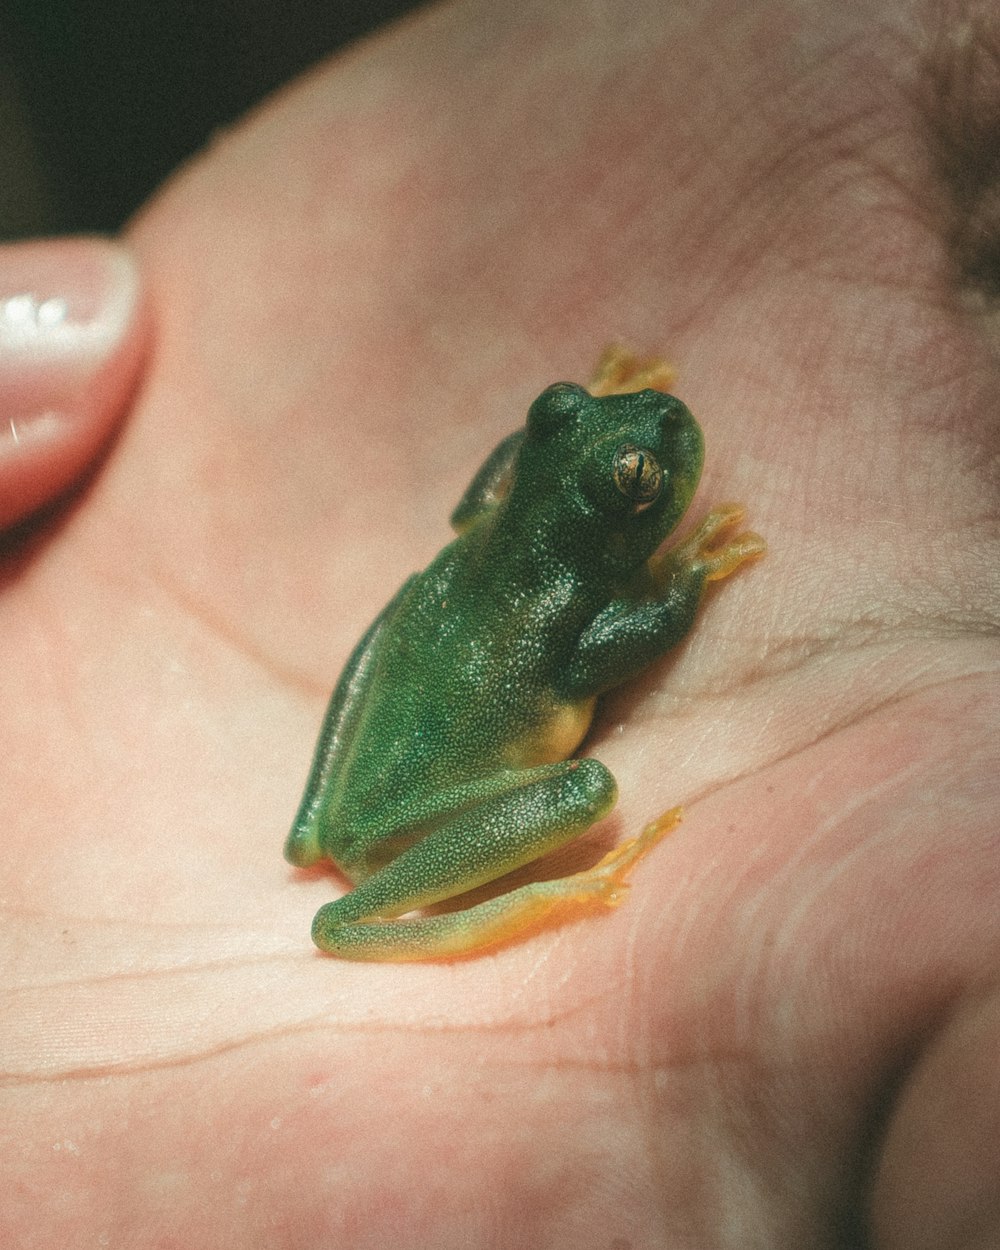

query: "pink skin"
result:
(0, 237), (148, 529)
(1, 2), (998, 1247)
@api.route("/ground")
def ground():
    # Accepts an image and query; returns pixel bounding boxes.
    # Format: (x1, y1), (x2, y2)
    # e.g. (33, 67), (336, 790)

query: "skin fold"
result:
(1, 1), (998, 1246)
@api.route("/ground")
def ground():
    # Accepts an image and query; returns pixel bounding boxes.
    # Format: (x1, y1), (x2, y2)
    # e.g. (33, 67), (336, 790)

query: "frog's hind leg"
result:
(347, 804), (681, 962)
(588, 345), (677, 397)
(310, 760), (674, 961)
(311, 759), (614, 960)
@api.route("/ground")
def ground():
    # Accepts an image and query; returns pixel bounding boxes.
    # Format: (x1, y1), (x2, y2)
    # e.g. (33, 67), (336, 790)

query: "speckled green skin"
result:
(286, 381), (743, 959)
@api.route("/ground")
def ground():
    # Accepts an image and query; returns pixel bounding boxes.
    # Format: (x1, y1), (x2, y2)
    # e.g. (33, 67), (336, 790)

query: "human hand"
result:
(2, 2), (997, 1247)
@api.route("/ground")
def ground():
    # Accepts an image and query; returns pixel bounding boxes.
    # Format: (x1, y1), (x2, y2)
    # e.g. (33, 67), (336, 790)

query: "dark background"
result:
(0, 0), (424, 239)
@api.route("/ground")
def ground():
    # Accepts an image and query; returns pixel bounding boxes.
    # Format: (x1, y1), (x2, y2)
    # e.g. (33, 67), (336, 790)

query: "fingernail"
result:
(0, 237), (140, 439)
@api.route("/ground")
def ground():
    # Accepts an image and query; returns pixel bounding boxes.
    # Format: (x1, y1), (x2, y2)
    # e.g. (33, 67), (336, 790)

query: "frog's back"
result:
(325, 536), (591, 850)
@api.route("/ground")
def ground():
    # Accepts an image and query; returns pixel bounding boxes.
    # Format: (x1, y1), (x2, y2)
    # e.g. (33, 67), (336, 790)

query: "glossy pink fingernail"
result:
(0, 237), (140, 441)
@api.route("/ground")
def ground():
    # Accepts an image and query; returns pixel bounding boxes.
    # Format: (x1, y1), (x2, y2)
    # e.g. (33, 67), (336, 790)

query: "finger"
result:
(0, 236), (148, 530)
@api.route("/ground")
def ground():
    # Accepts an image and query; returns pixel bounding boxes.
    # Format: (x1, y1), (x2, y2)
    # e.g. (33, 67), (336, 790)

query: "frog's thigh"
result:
(311, 758), (617, 959)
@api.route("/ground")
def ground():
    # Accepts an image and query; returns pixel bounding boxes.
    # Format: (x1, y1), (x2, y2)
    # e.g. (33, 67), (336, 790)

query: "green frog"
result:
(286, 348), (764, 960)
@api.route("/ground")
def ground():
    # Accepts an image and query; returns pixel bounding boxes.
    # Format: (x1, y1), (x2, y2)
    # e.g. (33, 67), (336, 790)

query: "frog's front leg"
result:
(450, 428), (525, 534)
(588, 344), (676, 398)
(660, 503), (766, 585)
(311, 758), (670, 961)
(563, 505), (765, 699)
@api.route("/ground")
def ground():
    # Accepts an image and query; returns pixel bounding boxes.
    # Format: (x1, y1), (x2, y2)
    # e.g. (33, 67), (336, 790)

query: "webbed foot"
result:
(549, 805), (683, 908)
(665, 503), (766, 583)
(588, 344), (677, 397)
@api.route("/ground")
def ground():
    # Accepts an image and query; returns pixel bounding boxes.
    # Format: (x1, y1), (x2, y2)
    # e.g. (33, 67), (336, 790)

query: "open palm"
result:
(3, 2), (998, 1247)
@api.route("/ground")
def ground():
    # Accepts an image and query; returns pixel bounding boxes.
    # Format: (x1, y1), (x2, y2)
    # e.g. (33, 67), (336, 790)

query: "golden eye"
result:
(612, 444), (663, 512)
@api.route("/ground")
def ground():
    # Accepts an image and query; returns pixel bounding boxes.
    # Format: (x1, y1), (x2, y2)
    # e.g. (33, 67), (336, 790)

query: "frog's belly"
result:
(501, 695), (597, 769)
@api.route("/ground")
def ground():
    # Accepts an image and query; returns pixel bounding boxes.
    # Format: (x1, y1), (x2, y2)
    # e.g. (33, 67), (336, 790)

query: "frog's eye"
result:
(612, 444), (663, 512)
(527, 382), (588, 437)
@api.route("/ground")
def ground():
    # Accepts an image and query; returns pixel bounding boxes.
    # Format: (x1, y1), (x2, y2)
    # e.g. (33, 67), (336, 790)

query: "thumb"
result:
(0, 236), (147, 530)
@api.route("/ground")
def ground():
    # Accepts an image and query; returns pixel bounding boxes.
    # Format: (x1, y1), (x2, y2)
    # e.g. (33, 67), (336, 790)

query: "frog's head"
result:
(521, 381), (704, 569)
